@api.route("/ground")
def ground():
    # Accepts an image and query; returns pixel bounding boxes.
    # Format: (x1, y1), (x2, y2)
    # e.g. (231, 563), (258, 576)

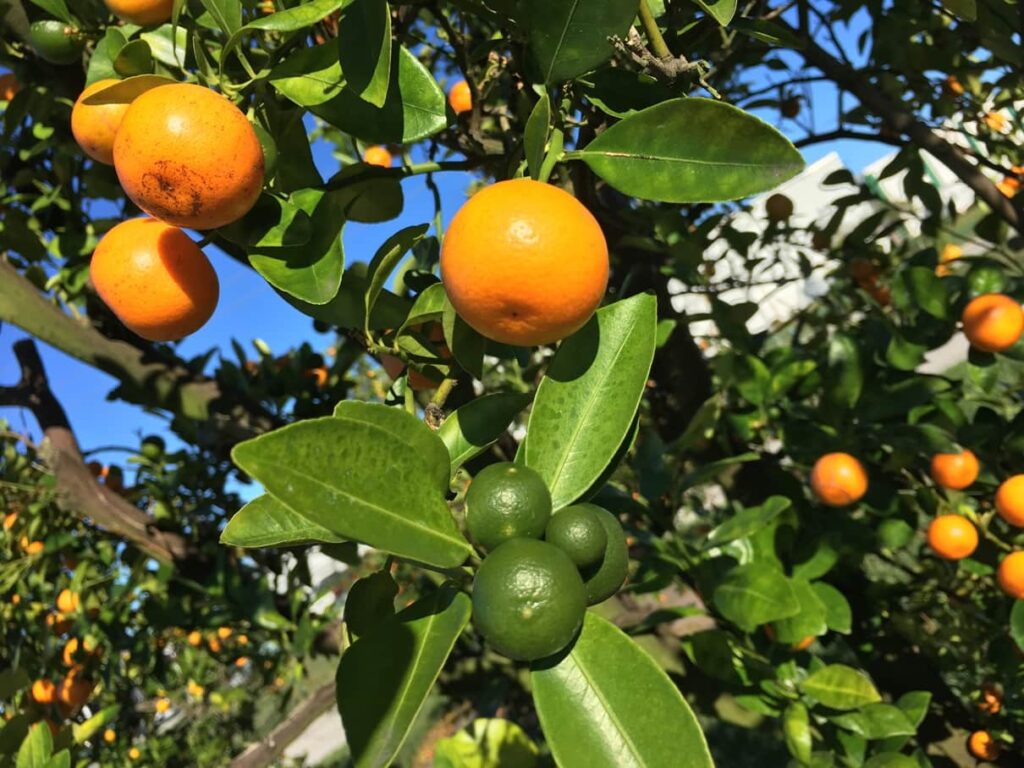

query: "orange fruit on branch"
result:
(929, 449), (979, 490)
(995, 475), (1024, 526)
(57, 670), (94, 710)
(927, 515), (978, 560)
(997, 551), (1024, 599)
(71, 79), (130, 165)
(114, 83), (264, 229)
(31, 678), (56, 704)
(961, 293), (1023, 353)
(967, 730), (1000, 761)
(56, 588), (79, 615)
(810, 453), (868, 507)
(440, 178), (608, 346)
(90, 218), (219, 341)
(448, 79), (472, 115)
(104, 0), (173, 26)
(363, 145), (392, 168)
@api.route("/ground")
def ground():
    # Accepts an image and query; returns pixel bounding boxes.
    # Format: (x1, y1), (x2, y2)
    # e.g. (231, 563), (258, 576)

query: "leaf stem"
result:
(431, 378), (457, 409)
(638, 0), (672, 60)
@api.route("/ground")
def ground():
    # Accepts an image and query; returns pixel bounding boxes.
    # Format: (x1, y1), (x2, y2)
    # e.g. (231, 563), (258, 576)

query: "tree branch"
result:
(794, 128), (903, 149)
(2, 339), (194, 564)
(228, 682), (338, 768)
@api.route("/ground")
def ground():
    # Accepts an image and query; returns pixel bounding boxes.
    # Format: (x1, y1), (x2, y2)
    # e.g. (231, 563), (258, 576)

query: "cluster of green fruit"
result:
(466, 463), (628, 662)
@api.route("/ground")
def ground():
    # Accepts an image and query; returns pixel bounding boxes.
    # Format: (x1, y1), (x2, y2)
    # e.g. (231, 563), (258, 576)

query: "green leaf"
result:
(435, 719), (539, 768)
(344, 570), (398, 638)
(85, 28), (127, 85)
(802, 665), (881, 710)
(811, 582), (852, 634)
(575, 99), (804, 203)
(338, 0), (392, 108)
(1010, 600), (1024, 651)
(886, 335), (927, 371)
(232, 414), (472, 567)
(140, 25), (188, 68)
(219, 194), (312, 249)
(325, 163), (404, 222)
(772, 578), (827, 644)
(783, 702), (812, 765)
(247, 188), (345, 305)
(941, 0), (976, 21)
(577, 68), (674, 120)
(438, 393), (532, 475)
(0, 669), (30, 699)
(16, 723), (52, 768)
(72, 705), (120, 745)
(825, 334), (863, 410)
(712, 563), (800, 632)
(862, 755), (917, 768)
(831, 704), (916, 740)
(902, 267), (948, 319)
(221, 0), (352, 69)
(692, 0), (737, 25)
(524, 92), (551, 180)
(338, 588), (471, 768)
(198, 0), (242, 34)
(522, 294), (657, 509)
(28, 0), (71, 23)
(706, 496), (790, 548)
(522, 0), (638, 83)
(895, 691), (931, 728)
(398, 282), (447, 334)
(270, 43), (447, 144)
(113, 39), (153, 77)
(531, 612), (713, 768)
(365, 225), (429, 335)
(221, 494), (346, 548)
(80, 74), (177, 104)
(45, 751), (69, 768)
(442, 300), (485, 380)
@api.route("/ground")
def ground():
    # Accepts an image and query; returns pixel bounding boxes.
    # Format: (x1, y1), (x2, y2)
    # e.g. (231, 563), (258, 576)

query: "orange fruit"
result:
(63, 637), (98, 666)
(979, 684), (1002, 714)
(998, 551), (1024, 598)
(440, 179), (608, 346)
(927, 515), (978, 560)
(448, 80), (472, 114)
(216, 626), (232, 640)
(56, 589), (79, 614)
(3, 512), (16, 530)
(791, 635), (814, 651)
(90, 218), (219, 341)
(967, 730), (1000, 761)
(996, 475), (1024, 526)
(962, 294), (1024, 353)
(930, 450), (979, 490)
(810, 453), (868, 507)
(939, 244), (962, 264)
(186, 679), (205, 698)
(380, 355), (437, 391)
(21, 538), (44, 555)
(154, 697), (170, 713)
(305, 366), (329, 388)
(129, 747), (141, 760)
(31, 679), (56, 704)
(11, 594), (20, 605)
(234, 656), (249, 667)
(104, 0), (173, 26)
(114, 83), (264, 229)
(71, 79), (130, 165)
(57, 670), (93, 710)
(186, 630), (202, 647)
(103, 728), (116, 743)
(944, 74), (964, 96)
(998, 176), (1021, 198)
(983, 112), (1008, 132)
(208, 637), (221, 653)
(0, 73), (19, 101)
(363, 145), (392, 167)
(237, 634), (249, 646)
(47, 612), (73, 635)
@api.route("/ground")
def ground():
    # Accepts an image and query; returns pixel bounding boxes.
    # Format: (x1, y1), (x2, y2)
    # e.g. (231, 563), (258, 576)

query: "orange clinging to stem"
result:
(56, 588), (79, 615)
(996, 475), (1024, 526)
(31, 678), (56, 704)
(927, 515), (978, 560)
(810, 452), (868, 507)
(90, 218), (219, 341)
(961, 293), (1024, 353)
(967, 730), (1000, 761)
(104, 0), (173, 26)
(997, 551), (1024, 599)
(929, 449), (979, 490)
(71, 79), (130, 165)
(440, 179), (608, 347)
(363, 145), (393, 168)
(113, 83), (264, 230)
(448, 79), (472, 114)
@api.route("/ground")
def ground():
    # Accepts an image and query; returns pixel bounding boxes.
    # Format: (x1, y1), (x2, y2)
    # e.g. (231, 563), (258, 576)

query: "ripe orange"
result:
(21, 538), (44, 555)
(208, 637), (221, 653)
(90, 218), (219, 341)
(998, 175), (1021, 198)
(983, 112), (1008, 132)
(3, 512), (16, 530)
(154, 697), (170, 713)
(978, 684), (1002, 714)
(810, 453), (868, 507)
(187, 630), (202, 647)
(929, 450), (979, 490)
(31, 678), (56, 704)
(104, 0), (173, 26)
(927, 515), (978, 560)
(129, 747), (141, 760)
(962, 293), (1024, 353)
(103, 728), (116, 743)
(11, 594), (20, 605)
(380, 355), (437, 390)
(440, 179), (608, 346)
(63, 637), (98, 666)
(996, 475), (1024, 526)
(997, 551), (1024, 599)
(967, 730), (1000, 761)
(56, 588), (79, 614)
(944, 74), (965, 96)
(363, 145), (392, 167)
(57, 670), (93, 710)
(114, 83), (264, 229)
(791, 635), (814, 651)
(47, 612), (73, 635)
(71, 79), (130, 165)
(0, 72), (19, 101)
(448, 80), (472, 114)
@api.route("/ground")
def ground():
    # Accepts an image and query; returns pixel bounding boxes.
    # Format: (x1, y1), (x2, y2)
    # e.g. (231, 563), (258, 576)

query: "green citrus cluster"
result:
(467, 463), (629, 661)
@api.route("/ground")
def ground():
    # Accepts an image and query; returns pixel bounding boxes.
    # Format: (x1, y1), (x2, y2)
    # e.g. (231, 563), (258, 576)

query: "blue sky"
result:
(0, 8), (889, 477)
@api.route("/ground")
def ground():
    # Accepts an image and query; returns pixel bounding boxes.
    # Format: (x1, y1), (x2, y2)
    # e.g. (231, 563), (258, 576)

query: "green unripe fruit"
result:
(465, 462), (552, 552)
(966, 263), (1007, 298)
(545, 504), (607, 569)
(29, 21), (85, 65)
(581, 506), (629, 605)
(472, 538), (585, 661)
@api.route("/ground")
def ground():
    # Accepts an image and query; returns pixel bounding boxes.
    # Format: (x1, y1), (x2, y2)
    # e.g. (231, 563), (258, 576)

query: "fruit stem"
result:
(638, 0), (673, 61)
(431, 378), (456, 409)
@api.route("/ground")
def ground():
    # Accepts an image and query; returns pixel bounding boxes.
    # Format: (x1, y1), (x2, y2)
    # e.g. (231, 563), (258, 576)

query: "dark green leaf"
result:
(902, 267), (948, 319)
(438, 393), (532, 475)
(365, 225), (429, 334)
(338, 0), (392, 107)
(771, 578), (827, 644)
(825, 334), (863, 410)
(219, 194), (312, 249)
(0, 669), (30, 699)
(220, 0), (353, 70)
(831, 704), (916, 740)
(706, 496), (790, 547)
(397, 282), (447, 334)
(198, 0), (242, 34)
(886, 335), (927, 371)
(941, 0), (976, 21)
(1011, 600), (1024, 651)
(577, 68), (674, 119)
(713, 563), (800, 632)
(802, 665), (881, 710)
(344, 570), (398, 637)
(221, 494), (346, 548)
(692, 0), (737, 25)
(113, 39), (154, 77)
(862, 755), (917, 768)
(442, 300), (485, 380)
(524, 92), (551, 180)
(812, 582), (852, 634)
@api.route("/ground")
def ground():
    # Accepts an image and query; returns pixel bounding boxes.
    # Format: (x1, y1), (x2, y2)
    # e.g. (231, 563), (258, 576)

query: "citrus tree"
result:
(1, 0), (1023, 766)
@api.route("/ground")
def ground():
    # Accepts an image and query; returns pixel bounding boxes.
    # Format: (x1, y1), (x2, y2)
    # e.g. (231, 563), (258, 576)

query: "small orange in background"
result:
(216, 626), (233, 640)
(71, 79), (130, 165)
(927, 515), (978, 560)
(764, 193), (794, 222)
(63, 636), (99, 666)
(104, 0), (173, 26)
(363, 145), (393, 168)
(31, 678), (56, 705)
(128, 747), (141, 760)
(21, 538), (44, 555)
(11, 594), (20, 605)
(154, 697), (170, 713)
(3, 512), (16, 530)
(448, 79), (472, 114)
(56, 588), (79, 615)
(930, 450), (979, 490)
(936, 243), (962, 277)
(114, 83), (264, 230)
(791, 635), (814, 651)
(103, 728), (116, 743)
(995, 475), (1024, 526)
(978, 683), (1002, 714)
(380, 355), (438, 391)
(304, 366), (329, 388)
(0, 72), (19, 101)
(440, 178), (608, 346)
(997, 168), (1022, 198)
(208, 637), (222, 653)
(234, 656), (249, 668)
(237, 634), (249, 646)
(90, 218), (219, 342)
(982, 112), (1008, 132)
(810, 452), (868, 507)
(186, 630), (202, 647)
(967, 730), (1000, 761)
(944, 74), (965, 96)
(47, 612), (73, 635)
(57, 670), (94, 710)
(962, 293), (1024, 353)
(997, 551), (1024, 599)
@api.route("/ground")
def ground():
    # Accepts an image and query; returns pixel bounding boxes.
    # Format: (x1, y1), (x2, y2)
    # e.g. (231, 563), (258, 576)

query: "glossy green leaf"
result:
(770, 578), (827, 644)
(886, 335), (927, 371)
(221, 494), (345, 548)
(831, 704), (916, 740)
(524, 92), (550, 180)
(325, 164), (404, 222)
(712, 563), (800, 632)
(85, 28), (127, 85)
(220, 0), (352, 69)
(198, 0), (242, 34)
(140, 25), (188, 68)
(270, 43), (447, 144)
(902, 267), (948, 319)
(577, 68), (674, 119)
(522, 294), (657, 509)
(438, 393), (532, 475)
(531, 612), (713, 768)
(801, 665), (881, 710)
(80, 74), (177, 105)
(706, 496), (790, 548)
(338, 0), (392, 107)
(895, 691), (931, 728)
(442, 300), (485, 380)
(232, 414), (472, 567)
(521, 0), (638, 83)
(365, 225), (429, 335)
(46, 751), (69, 768)
(783, 702), (812, 765)
(16, 723), (51, 768)
(397, 282), (447, 334)
(575, 99), (804, 203)
(219, 194), (312, 249)
(282, 266), (410, 331)
(812, 582), (852, 634)
(435, 718), (539, 768)
(862, 755), (917, 768)
(825, 334), (863, 410)
(338, 588), (471, 768)
(344, 570), (398, 638)
(71, 706), (120, 745)
(692, 0), (737, 25)
(113, 39), (154, 77)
